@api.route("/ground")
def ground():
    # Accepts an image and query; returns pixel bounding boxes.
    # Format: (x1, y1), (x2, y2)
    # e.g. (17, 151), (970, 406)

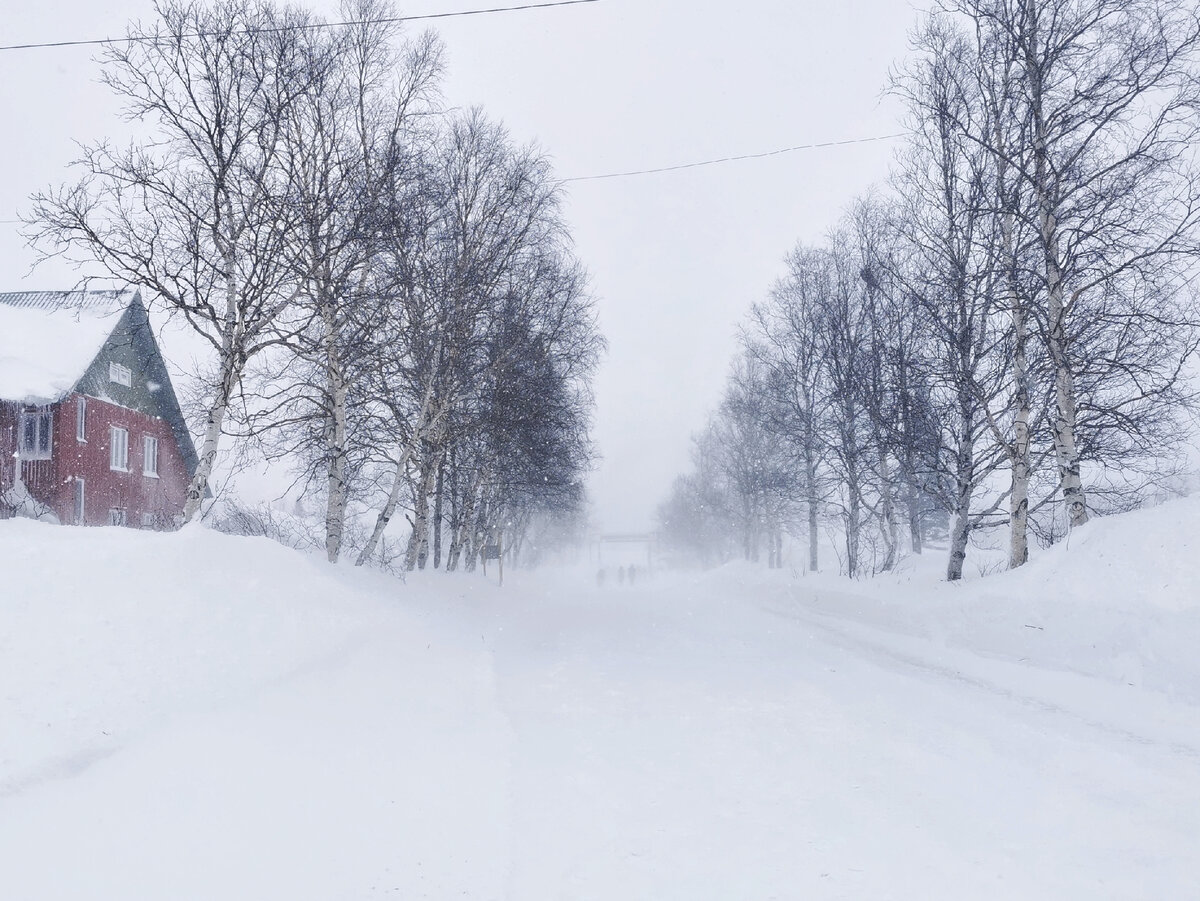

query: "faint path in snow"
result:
(763, 586), (1200, 760)
(4, 548), (1200, 900)
(469, 570), (1200, 900)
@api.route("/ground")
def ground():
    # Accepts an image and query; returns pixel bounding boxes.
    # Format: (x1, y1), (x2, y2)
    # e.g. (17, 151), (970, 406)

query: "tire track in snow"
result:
(762, 588), (1200, 761)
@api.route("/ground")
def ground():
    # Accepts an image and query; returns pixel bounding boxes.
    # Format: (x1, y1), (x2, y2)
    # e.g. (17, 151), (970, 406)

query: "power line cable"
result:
(0, 132), (908, 224)
(0, 0), (599, 53)
(561, 133), (906, 183)
(0, 132), (907, 223)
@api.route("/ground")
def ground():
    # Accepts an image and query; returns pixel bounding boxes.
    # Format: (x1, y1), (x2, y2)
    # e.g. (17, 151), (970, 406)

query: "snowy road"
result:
(481, 573), (1200, 900)
(3, 551), (1199, 899)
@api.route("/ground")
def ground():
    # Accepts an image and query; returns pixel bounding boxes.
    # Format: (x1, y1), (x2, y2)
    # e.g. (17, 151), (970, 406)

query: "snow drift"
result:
(1, 498), (1198, 899)
(779, 494), (1200, 704)
(0, 520), (511, 898)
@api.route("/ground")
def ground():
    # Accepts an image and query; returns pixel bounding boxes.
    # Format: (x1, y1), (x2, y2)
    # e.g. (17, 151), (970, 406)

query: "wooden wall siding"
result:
(57, 393), (188, 527)
(0, 396), (187, 527)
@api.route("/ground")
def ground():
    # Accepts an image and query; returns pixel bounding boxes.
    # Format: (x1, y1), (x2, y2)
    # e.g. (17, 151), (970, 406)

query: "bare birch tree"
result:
(29, 0), (318, 523)
(747, 246), (834, 572)
(354, 110), (575, 566)
(890, 20), (1017, 580)
(945, 0), (1200, 529)
(248, 1), (442, 562)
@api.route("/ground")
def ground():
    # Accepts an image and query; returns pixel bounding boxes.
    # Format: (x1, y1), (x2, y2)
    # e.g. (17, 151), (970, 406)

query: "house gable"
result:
(71, 294), (200, 481)
(1, 289), (201, 526)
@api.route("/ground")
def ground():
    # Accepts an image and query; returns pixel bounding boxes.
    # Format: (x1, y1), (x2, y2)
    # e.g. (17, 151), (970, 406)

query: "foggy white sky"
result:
(0, 0), (919, 532)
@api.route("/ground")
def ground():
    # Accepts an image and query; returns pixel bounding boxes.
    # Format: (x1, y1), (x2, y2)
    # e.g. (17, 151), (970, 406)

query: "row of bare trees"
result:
(660, 0), (1200, 580)
(30, 0), (602, 568)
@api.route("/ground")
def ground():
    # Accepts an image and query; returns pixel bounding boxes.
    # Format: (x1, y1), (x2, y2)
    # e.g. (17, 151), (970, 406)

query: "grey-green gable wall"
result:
(73, 296), (200, 480)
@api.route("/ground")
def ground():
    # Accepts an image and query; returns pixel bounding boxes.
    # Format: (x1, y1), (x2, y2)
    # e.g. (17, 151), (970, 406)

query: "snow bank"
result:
(1, 507), (1198, 899)
(769, 494), (1200, 703)
(0, 519), (512, 899)
(0, 519), (380, 796)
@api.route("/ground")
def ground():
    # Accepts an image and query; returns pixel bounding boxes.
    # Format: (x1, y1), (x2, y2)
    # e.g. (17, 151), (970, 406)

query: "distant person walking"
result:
(618, 566), (626, 586)
(628, 565), (636, 586)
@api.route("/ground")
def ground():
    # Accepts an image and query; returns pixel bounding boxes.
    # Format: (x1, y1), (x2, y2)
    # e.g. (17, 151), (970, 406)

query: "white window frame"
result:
(109, 508), (127, 527)
(74, 478), (86, 525)
(109, 362), (132, 387)
(18, 409), (53, 461)
(143, 435), (159, 477)
(110, 426), (129, 472)
(141, 512), (155, 529)
(76, 397), (87, 442)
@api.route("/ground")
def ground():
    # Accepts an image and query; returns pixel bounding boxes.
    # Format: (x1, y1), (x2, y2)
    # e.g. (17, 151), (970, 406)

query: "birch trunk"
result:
(845, 481), (861, 579)
(404, 471), (427, 572)
(465, 484), (495, 573)
(903, 406), (922, 555)
(1048, 298), (1088, 528)
(946, 431), (975, 582)
(355, 379), (447, 566)
(447, 468), (483, 572)
(1009, 291), (1032, 566)
(323, 312), (350, 563)
(946, 490), (972, 581)
(742, 495), (753, 562)
(894, 358), (923, 555)
(464, 502), (483, 573)
(808, 502), (820, 573)
(843, 412), (862, 578)
(355, 436), (420, 566)
(446, 496), (463, 571)
(182, 360), (236, 524)
(805, 439), (820, 572)
(1026, 0), (1088, 530)
(997, 128), (1032, 568)
(905, 484), (923, 555)
(404, 454), (439, 571)
(183, 239), (243, 525)
(876, 444), (899, 572)
(431, 453), (445, 570)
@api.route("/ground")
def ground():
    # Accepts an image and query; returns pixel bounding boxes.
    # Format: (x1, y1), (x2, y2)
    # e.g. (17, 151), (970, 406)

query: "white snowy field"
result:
(2, 501), (1200, 899)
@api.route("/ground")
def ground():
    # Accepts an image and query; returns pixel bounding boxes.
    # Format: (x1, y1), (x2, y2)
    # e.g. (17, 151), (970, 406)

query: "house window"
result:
(109, 508), (127, 527)
(74, 479), (85, 525)
(76, 397), (87, 442)
(110, 426), (129, 471)
(141, 512), (155, 529)
(19, 409), (53, 460)
(109, 362), (132, 387)
(143, 435), (159, 477)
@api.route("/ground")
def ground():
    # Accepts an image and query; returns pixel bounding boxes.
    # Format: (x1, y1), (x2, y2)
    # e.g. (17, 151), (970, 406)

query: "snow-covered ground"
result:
(2, 500), (1199, 899)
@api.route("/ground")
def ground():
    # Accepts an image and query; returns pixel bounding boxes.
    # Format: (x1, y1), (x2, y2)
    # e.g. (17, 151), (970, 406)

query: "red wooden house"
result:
(0, 290), (199, 528)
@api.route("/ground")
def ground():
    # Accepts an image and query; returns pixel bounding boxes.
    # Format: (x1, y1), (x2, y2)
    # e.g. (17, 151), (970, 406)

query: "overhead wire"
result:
(0, 131), (906, 223)
(0, 0), (600, 52)
(0, 0), (600, 223)
(561, 133), (905, 183)
(0, 0), (903, 208)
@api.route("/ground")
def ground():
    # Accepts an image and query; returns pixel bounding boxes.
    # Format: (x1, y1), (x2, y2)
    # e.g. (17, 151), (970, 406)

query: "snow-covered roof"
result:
(0, 290), (135, 404)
